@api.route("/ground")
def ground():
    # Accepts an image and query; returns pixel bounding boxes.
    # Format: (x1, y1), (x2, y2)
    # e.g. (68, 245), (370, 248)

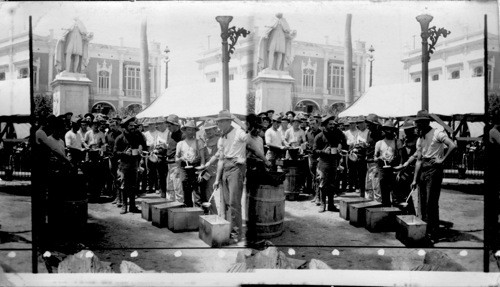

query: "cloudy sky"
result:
(1, 1), (498, 89)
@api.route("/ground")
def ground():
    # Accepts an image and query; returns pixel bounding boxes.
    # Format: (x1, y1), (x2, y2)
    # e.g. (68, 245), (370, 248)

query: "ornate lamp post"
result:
(416, 14), (450, 110)
(163, 46), (170, 89)
(216, 16), (250, 111)
(368, 45), (375, 87)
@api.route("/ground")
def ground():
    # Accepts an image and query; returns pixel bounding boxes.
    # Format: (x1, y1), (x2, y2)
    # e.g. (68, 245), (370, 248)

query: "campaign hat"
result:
(414, 110), (431, 121)
(121, 116), (136, 126)
(401, 119), (416, 129)
(166, 114), (180, 125)
(321, 114), (337, 125)
(215, 110), (234, 121)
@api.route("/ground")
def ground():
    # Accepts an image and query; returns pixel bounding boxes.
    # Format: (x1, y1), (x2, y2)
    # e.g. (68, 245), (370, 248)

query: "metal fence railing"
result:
(0, 139), (31, 180)
(443, 143), (485, 179)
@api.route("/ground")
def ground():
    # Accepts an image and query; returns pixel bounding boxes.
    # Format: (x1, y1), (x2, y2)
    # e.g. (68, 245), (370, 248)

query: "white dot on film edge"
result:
(377, 249), (385, 256)
(331, 249), (340, 256)
(85, 251), (94, 258)
(218, 250), (225, 258)
(417, 250), (426, 256)
(288, 248), (296, 256)
(130, 251), (139, 258)
(174, 251), (182, 257)
(495, 250), (500, 258)
(42, 251), (51, 258)
(7, 251), (16, 258)
(459, 250), (468, 257)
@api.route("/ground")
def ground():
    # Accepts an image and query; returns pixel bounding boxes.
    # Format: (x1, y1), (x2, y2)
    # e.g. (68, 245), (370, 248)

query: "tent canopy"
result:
(339, 77), (485, 119)
(137, 79), (248, 119)
(0, 78), (30, 117)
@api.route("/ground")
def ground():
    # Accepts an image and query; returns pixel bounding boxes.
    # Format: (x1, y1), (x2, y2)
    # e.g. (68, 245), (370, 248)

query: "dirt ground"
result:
(0, 179), (498, 273)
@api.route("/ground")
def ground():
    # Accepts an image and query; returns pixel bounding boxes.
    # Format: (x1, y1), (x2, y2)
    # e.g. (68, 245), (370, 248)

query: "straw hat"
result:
(121, 116), (136, 126)
(381, 120), (397, 130)
(401, 119), (416, 129)
(181, 120), (199, 131)
(321, 114), (337, 125)
(366, 113), (381, 125)
(203, 119), (217, 130)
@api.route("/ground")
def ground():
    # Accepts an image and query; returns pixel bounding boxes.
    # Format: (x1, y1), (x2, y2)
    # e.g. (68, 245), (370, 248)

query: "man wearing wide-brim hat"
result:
(198, 119), (220, 215)
(114, 116), (144, 214)
(410, 110), (456, 244)
(104, 115), (123, 204)
(283, 115), (306, 150)
(313, 114), (346, 212)
(175, 120), (205, 207)
(265, 114), (286, 168)
(165, 114), (185, 202)
(213, 109), (247, 244)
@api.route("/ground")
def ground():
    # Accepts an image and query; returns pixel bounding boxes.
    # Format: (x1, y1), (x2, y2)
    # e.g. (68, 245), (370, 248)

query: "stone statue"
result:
(258, 13), (296, 71)
(55, 18), (93, 73)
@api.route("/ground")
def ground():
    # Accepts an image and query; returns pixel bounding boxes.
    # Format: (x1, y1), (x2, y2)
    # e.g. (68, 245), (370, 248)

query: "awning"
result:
(339, 77), (485, 119)
(137, 79), (249, 119)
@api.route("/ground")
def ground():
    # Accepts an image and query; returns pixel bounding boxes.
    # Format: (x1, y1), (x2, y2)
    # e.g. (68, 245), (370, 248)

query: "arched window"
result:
(98, 70), (110, 94)
(302, 58), (317, 92)
(472, 66), (483, 77)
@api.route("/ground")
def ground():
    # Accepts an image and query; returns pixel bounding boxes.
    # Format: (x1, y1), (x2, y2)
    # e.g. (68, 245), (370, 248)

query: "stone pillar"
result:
(344, 14), (354, 106)
(323, 56), (328, 95)
(51, 72), (92, 116)
(48, 52), (54, 91)
(253, 69), (294, 114)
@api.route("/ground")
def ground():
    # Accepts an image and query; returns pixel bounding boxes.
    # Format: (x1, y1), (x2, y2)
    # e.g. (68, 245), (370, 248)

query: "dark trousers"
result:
(118, 162), (138, 211)
(348, 159), (367, 197)
(418, 161), (443, 236)
(308, 156), (319, 199)
(147, 159), (159, 192)
(378, 166), (395, 206)
(221, 160), (245, 239)
(317, 159), (337, 209)
(181, 168), (200, 207)
(157, 159), (168, 197)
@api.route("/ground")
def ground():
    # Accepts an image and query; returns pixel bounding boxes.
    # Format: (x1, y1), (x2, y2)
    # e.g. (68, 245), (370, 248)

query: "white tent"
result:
(0, 78), (30, 116)
(339, 77), (485, 118)
(136, 79), (249, 119)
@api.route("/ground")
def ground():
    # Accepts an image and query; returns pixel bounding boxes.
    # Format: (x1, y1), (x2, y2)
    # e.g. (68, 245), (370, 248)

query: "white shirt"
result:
(84, 130), (105, 147)
(143, 130), (159, 148)
(175, 138), (204, 163)
(217, 127), (247, 164)
(65, 129), (83, 149)
(156, 129), (170, 148)
(278, 126), (288, 140)
(416, 128), (448, 159)
(265, 127), (283, 147)
(343, 129), (359, 147)
(284, 128), (306, 147)
(357, 129), (369, 145)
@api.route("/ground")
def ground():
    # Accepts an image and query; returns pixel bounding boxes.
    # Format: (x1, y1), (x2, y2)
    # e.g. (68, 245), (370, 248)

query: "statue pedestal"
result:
(50, 71), (92, 116)
(252, 69), (294, 114)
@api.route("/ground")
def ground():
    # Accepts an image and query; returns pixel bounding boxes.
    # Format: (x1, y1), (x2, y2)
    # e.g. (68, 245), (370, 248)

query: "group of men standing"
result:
(33, 106), (457, 245)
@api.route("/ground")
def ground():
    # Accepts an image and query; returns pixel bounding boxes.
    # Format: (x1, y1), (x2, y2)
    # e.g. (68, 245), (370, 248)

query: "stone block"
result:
(141, 198), (169, 221)
(199, 215), (231, 247)
(365, 207), (402, 232)
(339, 197), (371, 220)
(349, 201), (382, 227)
(151, 202), (185, 228)
(167, 207), (204, 232)
(396, 215), (427, 244)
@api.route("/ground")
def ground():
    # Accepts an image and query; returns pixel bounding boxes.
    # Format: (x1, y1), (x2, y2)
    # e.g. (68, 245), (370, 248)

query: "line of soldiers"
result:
(33, 107), (456, 244)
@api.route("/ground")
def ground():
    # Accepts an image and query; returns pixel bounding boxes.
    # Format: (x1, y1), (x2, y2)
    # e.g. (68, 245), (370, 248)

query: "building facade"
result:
(196, 31), (369, 114)
(401, 30), (500, 94)
(0, 30), (163, 116)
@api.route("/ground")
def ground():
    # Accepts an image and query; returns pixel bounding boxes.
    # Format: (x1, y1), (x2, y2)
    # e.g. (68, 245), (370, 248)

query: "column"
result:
(323, 55), (328, 95)
(118, 53), (124, 109)
(48, 50), (54, 91)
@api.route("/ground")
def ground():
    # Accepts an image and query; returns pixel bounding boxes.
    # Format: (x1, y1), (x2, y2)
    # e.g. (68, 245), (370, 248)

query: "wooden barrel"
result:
(246, 185), (285, 239)
(283, 166), (302, 200)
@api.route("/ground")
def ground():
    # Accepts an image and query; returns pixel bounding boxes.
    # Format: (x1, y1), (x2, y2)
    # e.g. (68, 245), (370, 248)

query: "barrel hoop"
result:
(255, 229), (284, 238)
(249, 196), (286, 202)
(254, 219), (284, 226)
